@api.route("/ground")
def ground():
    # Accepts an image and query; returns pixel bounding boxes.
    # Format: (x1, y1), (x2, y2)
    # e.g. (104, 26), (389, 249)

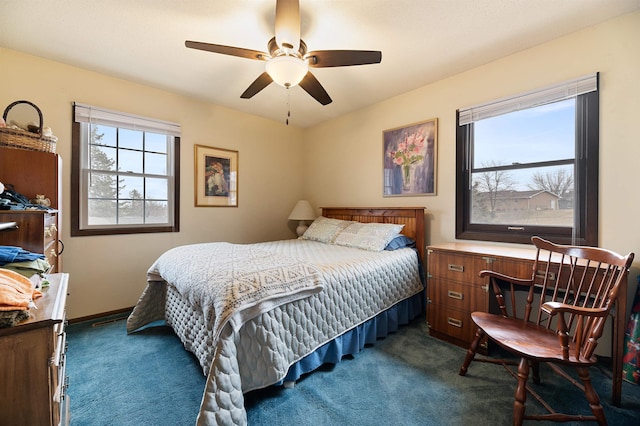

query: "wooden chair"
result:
(458, 236), (634, 425)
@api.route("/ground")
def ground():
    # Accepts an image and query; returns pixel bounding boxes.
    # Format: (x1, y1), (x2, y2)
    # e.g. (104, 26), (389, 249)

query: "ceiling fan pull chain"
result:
(286, 87), (291, 125)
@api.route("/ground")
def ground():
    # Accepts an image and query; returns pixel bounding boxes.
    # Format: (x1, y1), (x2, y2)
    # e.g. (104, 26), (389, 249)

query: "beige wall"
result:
(303, 11), (640, 342)
(303, 12), (640, 276)
(1, 11), (638, 320)
(0, 48), (305, 319)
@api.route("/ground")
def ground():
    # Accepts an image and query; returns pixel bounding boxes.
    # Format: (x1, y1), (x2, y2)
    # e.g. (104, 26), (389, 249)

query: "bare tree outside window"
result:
(529, 168), (574, 209)
(472, 161), (515, 222)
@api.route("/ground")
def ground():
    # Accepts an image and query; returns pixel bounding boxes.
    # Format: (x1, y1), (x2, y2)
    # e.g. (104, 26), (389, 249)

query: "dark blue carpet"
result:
(66, 317), (640, 425)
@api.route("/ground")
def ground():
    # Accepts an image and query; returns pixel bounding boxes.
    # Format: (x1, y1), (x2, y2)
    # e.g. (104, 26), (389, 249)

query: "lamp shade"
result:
(288, 200), (316, 221)
(288, 200), (316, 237)
(266, 56), (309, 88)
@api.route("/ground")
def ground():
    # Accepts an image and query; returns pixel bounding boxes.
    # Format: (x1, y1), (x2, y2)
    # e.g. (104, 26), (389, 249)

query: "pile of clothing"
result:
(0, 245), (50, 278)
(0, 183), (54, 211)
(0, 246), (49, 327)
(0, 268), (42, 327)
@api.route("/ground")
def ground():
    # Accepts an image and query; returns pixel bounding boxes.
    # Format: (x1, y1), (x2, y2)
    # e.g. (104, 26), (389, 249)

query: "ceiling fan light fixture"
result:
(265, 55), (308, 88)
(185, 0), (379, 105)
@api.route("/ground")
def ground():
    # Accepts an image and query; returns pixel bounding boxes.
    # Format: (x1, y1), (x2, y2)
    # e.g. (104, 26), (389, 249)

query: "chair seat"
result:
(471, 312), (597, 366)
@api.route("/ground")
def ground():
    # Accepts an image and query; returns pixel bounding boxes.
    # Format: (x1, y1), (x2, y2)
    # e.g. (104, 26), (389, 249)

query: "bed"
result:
(126, 207), (426, 425)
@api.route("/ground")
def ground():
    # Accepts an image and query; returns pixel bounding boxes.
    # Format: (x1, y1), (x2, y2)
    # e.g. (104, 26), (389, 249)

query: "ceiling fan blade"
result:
(306, 50), (382, 68)
(240, 72), (274, 99)
(275, 0), (300, 53)
(185, 40), (268, 61)
(298, 72), (332, 105)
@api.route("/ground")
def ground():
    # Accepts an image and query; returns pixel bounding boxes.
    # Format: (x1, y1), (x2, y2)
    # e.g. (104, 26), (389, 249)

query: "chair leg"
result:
(577, 367), (607, 426)
(459, 328), (484, 376)
(513, 357), (529, 426)
(531, 360), (540, 384)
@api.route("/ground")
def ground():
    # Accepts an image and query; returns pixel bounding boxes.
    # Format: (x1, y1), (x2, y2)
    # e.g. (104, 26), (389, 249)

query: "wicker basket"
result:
(0, 100), (56, 153)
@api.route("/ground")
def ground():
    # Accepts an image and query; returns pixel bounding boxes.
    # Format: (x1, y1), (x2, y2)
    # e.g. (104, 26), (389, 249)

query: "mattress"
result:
(127, 239), (424, 425)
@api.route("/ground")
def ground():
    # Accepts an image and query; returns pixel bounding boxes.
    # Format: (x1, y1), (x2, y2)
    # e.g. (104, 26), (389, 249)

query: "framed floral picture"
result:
(383, 118), (438, 196)
(194, 144), (238, 207)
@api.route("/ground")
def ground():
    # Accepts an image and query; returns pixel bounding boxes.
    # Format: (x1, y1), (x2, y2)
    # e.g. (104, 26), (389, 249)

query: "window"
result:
(71, 103), (180, 236)
(456, 74), (599, 246)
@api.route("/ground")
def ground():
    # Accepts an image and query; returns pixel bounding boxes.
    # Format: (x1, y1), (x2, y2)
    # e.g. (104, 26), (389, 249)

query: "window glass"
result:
(145, 152), (167, 175)
(118, 147), (144, 174)
(91, 142), (116, 171)
(98, 125), (117, 147)
(456, 79), (598, 246)
(470, 100), (575, 228)
(72, 104), (180, 236)
(145, 200), (168, 224)
(145, 132), (168, 153)
(118, 128), (143, 150)
(473, 100), (575, 166)
(146, 177), (168, 200)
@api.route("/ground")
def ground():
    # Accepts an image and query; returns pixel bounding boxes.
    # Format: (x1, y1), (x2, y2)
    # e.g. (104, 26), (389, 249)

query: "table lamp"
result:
(288, 200), (316, 236)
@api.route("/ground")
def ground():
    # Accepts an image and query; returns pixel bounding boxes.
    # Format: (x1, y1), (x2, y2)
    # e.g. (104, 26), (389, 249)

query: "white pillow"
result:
(301, 216), (354, 243)
(333, 222), (405, 251)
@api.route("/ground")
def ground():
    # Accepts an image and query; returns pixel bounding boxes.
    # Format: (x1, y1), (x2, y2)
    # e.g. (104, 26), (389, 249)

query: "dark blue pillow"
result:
(384, 235), (416, 251)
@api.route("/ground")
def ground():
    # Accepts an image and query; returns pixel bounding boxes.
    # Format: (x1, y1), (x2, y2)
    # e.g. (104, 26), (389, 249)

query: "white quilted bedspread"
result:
(147, 242), (323, 340)
(127, 239), (423, 425)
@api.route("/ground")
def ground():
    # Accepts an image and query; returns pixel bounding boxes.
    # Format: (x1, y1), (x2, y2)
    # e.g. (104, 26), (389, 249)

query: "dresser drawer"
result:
(428, 251), (489, 285)
(428, 279), (487, 313)
(427, 305), (478, 344)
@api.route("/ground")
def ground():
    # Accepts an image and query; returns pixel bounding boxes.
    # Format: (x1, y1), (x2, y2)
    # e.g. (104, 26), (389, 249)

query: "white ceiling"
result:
(1, 1), (639, 128)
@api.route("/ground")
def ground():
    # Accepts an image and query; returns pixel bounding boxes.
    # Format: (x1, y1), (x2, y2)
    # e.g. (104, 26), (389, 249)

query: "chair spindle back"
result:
(491, 236), (633, 361)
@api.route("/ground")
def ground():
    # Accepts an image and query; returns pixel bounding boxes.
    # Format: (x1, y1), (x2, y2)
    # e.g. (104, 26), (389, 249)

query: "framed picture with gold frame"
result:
(383, 118), (437, 196)
(194, 144), (238, 207)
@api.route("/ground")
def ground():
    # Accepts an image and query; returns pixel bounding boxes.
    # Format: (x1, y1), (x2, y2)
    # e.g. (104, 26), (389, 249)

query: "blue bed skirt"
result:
(280, 290), (425, 384)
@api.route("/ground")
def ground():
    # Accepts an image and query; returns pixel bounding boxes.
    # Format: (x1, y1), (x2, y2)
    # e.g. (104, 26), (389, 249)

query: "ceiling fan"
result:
(185, 0), (382, 106)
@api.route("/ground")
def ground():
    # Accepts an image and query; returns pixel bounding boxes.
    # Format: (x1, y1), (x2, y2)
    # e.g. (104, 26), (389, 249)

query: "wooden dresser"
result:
(0, 210), (60, 271)
(0, 273), (69, 425)
(426, 242), (628, 406)
(426, 243), (533, 352)
(0, 146), (63, 272)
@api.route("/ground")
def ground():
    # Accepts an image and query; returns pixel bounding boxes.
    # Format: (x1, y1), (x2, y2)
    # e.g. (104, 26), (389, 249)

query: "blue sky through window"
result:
(473, 99), (575, 190)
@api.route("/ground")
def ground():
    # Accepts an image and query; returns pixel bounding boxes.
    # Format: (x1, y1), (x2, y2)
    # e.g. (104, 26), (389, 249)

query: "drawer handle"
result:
(45, 226), (53, 238)
(448, 264), (464, 273)
(447, 290), (463, 300)
(447, 317), (463, 328)
(535, 270), (556, 281)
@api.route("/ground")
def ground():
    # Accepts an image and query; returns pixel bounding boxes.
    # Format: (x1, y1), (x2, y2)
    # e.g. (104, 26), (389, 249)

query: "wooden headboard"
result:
(321, 207), (426, 260)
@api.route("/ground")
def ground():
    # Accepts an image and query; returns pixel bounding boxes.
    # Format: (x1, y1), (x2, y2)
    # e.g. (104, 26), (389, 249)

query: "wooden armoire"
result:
(0, 146), (63, 272)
